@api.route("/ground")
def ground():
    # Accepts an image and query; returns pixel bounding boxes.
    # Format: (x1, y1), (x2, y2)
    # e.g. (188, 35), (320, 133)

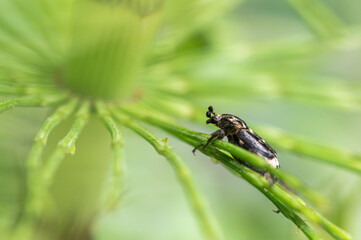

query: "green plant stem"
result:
(111, 109), (223, 240)
(119, 106), (351, 240)
(0, 80), (62, 95)
(142, 102), (361, 179)
(180, 76), (361, 111)
(256, 125), (361, 175)
(0, 98), (19, 113)
(179, 134), (320, 240)
(286, 0), (343, 39)
(33, 101), (90, 218)
(43, 101), (90, 185)
(146, 94), (199, 120)
(0, 84), (23, 95)
(195, 134), (351, 240)
(148, 99), (361, 175)
(0, 94), (68, 113)
(95, 101), (125, 210)
(120, 105), (327, 207)
(26, 99), (78, 216)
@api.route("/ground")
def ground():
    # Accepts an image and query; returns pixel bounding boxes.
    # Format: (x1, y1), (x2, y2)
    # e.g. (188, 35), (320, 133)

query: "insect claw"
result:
(273, 209), (280, 214)
(192, 144), (202, 155)
(208, 106), (213, 113)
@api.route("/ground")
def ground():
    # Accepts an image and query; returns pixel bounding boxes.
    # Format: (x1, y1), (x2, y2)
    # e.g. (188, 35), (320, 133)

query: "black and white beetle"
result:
(193, 106), (280, 182)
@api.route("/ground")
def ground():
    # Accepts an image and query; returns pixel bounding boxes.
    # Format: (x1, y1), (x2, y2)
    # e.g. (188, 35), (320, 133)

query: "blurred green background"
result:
(0, 0), (361, 240)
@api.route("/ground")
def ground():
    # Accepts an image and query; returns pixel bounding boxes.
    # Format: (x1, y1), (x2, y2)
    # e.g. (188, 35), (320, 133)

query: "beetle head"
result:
(206, 106), (221, 125)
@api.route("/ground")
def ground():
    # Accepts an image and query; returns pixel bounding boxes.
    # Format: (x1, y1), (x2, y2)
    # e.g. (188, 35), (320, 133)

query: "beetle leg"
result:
(192, 129), (225, 154)
(203, 129), (226, 149)
(192, 144), (202, 155)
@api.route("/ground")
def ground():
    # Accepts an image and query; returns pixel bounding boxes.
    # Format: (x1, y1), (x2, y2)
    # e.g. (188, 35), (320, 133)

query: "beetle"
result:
(193, 106), (280, 182)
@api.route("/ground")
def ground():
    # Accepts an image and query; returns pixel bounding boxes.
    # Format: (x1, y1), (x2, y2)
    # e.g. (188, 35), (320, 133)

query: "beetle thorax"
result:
(216, 115), (242, 135)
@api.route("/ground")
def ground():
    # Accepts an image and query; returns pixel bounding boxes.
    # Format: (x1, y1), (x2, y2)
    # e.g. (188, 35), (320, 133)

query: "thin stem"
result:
(180, 134), (321, 240)
(145, 94), (199, 121)
(140, 102), (361, 180)
(34, 101), (90, 216)
(286, 0), (343, 39)
(0, 93), (68, 113)
(120, 105), (328, 207)
(18, 93), (68, 107)
(0, 98), (19, 113)
(43, 101), (90, 185)
(180, 76), (361, 111)
(118, 106), (351, 240)
(206, 137), (350, 240)
(26, 99), (79, 216)
(111, 109), (223, 240)
(0, 84), (23, 95)
(95, 101), (125, 210)
(256, 125), (361, 175)
(0, 81), (62, 96)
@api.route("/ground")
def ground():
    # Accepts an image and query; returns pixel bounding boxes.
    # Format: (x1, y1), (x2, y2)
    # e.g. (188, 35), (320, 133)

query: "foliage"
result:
(0, 0), (360, 239)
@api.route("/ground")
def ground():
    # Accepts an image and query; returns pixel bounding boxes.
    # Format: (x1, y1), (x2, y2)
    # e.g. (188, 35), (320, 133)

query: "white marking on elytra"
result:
(267, 157), (280, 168)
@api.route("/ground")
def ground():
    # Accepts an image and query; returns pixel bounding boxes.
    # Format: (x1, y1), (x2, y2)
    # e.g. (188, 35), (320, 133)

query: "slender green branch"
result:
(0, 98), (19, 113)
(199, 134), (351, 240)
(31, 101), (90, 216)
(256, 125), (361, 175)
(26, 99), (78, 216)
(0, 93), (68, 113)
(286, 0), (343, 39)
(145, 94), (200, 121)
(115, 106), (319, 238)
(18, 93), (68, 107)
(0, 81), (62, 96)
(0, 84), (22, 95)
(119, 105), (328, 207)
(140, 101), (361, 179)
(179, 76), (361, 111)
(95, 102), (125, 210)
(43, 101), (91, 185)
(111, 109), (223, 240)
(179, 134), (321, 240)
(208, 140), (328, 208)
(117, 106), (351, 240)
(27, 99), (79, 173)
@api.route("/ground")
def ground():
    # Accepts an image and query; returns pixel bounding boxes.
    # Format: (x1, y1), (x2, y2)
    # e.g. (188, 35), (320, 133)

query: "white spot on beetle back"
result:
(267, 157), (280, 168)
